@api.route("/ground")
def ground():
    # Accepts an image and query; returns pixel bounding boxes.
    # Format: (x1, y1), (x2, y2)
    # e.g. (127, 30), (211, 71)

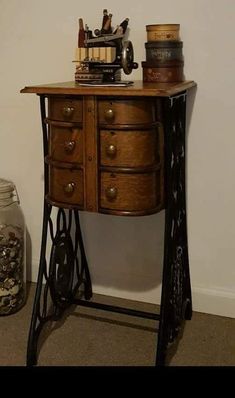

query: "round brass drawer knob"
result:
(62, 106), (75, 118)
(64, 182), (75, 194)
(105, 186), (117, 200)
(104, 108), (115, 122)
(106, 144), (117, 157)
(64, 140), (76, 153)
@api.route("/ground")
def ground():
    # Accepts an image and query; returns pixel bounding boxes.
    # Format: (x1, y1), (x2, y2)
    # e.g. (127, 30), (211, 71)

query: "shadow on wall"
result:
(26, 227), (32, 282)
(186, 85), (197, 137)
(79, 211), (165, 292)
(75, 89), (198, 295)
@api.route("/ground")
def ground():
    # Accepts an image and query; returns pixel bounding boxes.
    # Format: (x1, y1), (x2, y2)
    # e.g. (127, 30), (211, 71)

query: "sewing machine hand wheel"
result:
(122, 40), (136, 75)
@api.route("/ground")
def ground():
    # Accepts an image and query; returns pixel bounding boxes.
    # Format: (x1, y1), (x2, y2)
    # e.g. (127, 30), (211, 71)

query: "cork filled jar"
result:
(0, 179), (26, 315)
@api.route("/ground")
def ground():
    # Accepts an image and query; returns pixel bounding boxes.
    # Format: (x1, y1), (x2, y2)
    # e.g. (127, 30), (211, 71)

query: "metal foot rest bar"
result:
(73, 299), (160, 320)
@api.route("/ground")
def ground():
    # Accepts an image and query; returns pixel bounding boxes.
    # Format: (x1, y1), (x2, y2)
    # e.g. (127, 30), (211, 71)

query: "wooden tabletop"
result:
(21, 80), (196, 97)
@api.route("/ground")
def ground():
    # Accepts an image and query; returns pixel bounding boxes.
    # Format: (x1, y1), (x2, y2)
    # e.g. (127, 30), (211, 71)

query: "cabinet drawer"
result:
(48, 97), (83, 122)
(100, 129), (159, 167)
(100, 171), (161, 212)
(98, 99), (156, 125)
(49, 166), (83, 206)
(49, 126), (83, 164)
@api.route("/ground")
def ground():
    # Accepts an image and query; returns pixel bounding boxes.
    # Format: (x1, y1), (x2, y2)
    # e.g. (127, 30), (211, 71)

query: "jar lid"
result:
(0, 178), (15, 206)
(0, 178), (14, 194)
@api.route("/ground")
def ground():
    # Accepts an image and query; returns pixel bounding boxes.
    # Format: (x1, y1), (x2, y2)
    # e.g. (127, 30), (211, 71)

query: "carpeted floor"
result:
(0, 282), (234, 367)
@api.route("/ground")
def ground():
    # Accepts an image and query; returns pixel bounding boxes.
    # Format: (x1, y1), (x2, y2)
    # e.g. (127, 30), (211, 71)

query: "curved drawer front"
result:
(98, 99), (156, 125)
(48, 97), (83, 122)
(49, 166), (84, 206)
(100, 171), (161, 212)
(100, 129), (159, 167)
(49, 126), (83, 163)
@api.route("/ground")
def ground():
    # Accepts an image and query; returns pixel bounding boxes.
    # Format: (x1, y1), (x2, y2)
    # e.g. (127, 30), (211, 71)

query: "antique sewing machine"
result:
(74, 12), (138, 83)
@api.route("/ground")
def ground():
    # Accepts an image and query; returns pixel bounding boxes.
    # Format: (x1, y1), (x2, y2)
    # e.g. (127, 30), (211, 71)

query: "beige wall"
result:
(0, 0), (234, 317)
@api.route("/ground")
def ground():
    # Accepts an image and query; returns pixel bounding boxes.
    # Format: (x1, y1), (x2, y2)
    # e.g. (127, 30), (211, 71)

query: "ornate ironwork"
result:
(156, 92), (192, 365)
(26, 97), (92, 366)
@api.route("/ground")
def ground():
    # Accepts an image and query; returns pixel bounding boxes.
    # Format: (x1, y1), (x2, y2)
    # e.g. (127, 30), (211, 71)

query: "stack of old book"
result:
(142, 24), (185, 83)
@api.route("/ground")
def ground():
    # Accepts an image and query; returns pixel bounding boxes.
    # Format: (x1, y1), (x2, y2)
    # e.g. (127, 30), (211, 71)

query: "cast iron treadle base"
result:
(26, 206), (92, 366)
(26, 93), (192, 366)
(156, 92), (192, 366)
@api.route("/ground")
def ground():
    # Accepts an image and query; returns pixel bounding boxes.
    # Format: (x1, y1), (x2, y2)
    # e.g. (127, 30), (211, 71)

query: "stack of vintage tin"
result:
(142, 24), (185, 83)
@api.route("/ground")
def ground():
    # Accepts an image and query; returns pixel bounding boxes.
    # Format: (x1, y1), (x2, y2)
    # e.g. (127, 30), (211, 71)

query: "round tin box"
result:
(146, 24), (180, 41)
(142, 60), (184, 83)
(145, 41), (183, 63)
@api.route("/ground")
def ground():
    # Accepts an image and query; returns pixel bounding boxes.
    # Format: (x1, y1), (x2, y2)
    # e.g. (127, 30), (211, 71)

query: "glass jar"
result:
(0, 178), (26, 315)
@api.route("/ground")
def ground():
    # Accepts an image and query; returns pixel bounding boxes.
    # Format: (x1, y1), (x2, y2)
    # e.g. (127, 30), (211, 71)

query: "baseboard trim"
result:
(29, 258), (235, 318)
(91, 286), (235, 319)
(192, 286), (235, 318)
